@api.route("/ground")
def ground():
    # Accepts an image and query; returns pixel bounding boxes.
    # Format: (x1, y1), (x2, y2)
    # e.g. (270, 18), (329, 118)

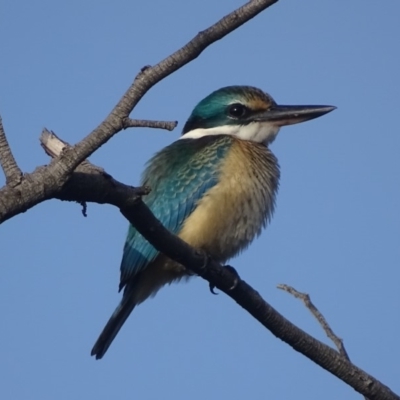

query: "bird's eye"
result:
(228, 103), (248, 118)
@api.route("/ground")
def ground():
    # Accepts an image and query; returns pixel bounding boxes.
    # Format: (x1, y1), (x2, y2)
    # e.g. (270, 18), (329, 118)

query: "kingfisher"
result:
(91, 85), (335, 359)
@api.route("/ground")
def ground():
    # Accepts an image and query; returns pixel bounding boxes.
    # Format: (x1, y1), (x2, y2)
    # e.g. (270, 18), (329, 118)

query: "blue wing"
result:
(119, 136), (232, 291)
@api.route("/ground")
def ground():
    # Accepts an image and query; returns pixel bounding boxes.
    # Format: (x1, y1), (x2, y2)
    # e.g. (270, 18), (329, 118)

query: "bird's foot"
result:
(224, 265), (240, 290)
(209, 265), (240, 294)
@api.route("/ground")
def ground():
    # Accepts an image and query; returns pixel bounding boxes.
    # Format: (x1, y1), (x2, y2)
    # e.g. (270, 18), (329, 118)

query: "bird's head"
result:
(181, 86), (335, 145)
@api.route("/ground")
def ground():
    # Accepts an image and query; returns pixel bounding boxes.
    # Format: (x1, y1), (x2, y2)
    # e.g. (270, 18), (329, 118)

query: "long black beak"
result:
(255, 105), (336, 126)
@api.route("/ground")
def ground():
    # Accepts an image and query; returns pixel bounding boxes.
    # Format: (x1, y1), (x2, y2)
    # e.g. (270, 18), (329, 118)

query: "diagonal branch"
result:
(121, 203), (398, 400)
(0, 0), (278, 225)
(40, 131), (399, 400)
(55, 0), (279, 176)
(0, 116), (22, 186)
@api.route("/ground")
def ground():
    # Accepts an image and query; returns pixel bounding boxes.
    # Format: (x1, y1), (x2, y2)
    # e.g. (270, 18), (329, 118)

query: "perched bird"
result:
(91, 85), (335, 359)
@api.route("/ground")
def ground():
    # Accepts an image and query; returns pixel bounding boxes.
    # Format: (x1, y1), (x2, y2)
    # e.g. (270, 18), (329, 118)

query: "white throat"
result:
(180, 122), (280, 145)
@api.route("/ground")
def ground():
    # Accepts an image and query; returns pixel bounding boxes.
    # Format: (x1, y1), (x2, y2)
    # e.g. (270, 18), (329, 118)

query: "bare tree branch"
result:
(122, 118), (178, 131)
(40, 129), (150, 206)
(40, 131), (399, 400)
(0, 0), (278, 225)
(0, 116), (22, 186)
(55, 0), (279, 177)
(1, 2), (398, 399)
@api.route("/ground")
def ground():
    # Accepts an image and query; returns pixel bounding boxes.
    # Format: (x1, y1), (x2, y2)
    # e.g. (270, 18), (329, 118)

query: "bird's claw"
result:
(209, 282), (219, 295)
(208, 265), (240, 294)
(224, 265), (240, 290)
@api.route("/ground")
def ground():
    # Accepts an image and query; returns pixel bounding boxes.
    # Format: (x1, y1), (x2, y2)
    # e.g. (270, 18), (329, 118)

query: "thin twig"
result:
(122, 118), (178, 131)
(278, 284), (372, 400)
(0, 116), (22, 185)
(277, 284), (349, 358)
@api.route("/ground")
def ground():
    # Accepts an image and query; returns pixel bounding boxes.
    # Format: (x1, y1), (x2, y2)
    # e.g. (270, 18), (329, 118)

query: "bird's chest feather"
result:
(178, 138), (280, 261)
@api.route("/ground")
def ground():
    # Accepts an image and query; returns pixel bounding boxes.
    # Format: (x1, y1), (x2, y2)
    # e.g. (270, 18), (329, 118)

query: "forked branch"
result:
(278, 284), (371, 400)
(278, 284), (349, 358)
(0, 0), (278, 224)
(50, 0), (280, 179)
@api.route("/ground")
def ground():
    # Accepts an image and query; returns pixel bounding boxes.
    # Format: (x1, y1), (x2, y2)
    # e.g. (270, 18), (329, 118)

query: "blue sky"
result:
(1, 1), (399, 399)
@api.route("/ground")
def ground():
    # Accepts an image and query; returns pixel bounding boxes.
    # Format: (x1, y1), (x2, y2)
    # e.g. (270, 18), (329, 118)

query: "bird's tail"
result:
(91, 293), (137, 360)
(91, 258), (183, 359)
